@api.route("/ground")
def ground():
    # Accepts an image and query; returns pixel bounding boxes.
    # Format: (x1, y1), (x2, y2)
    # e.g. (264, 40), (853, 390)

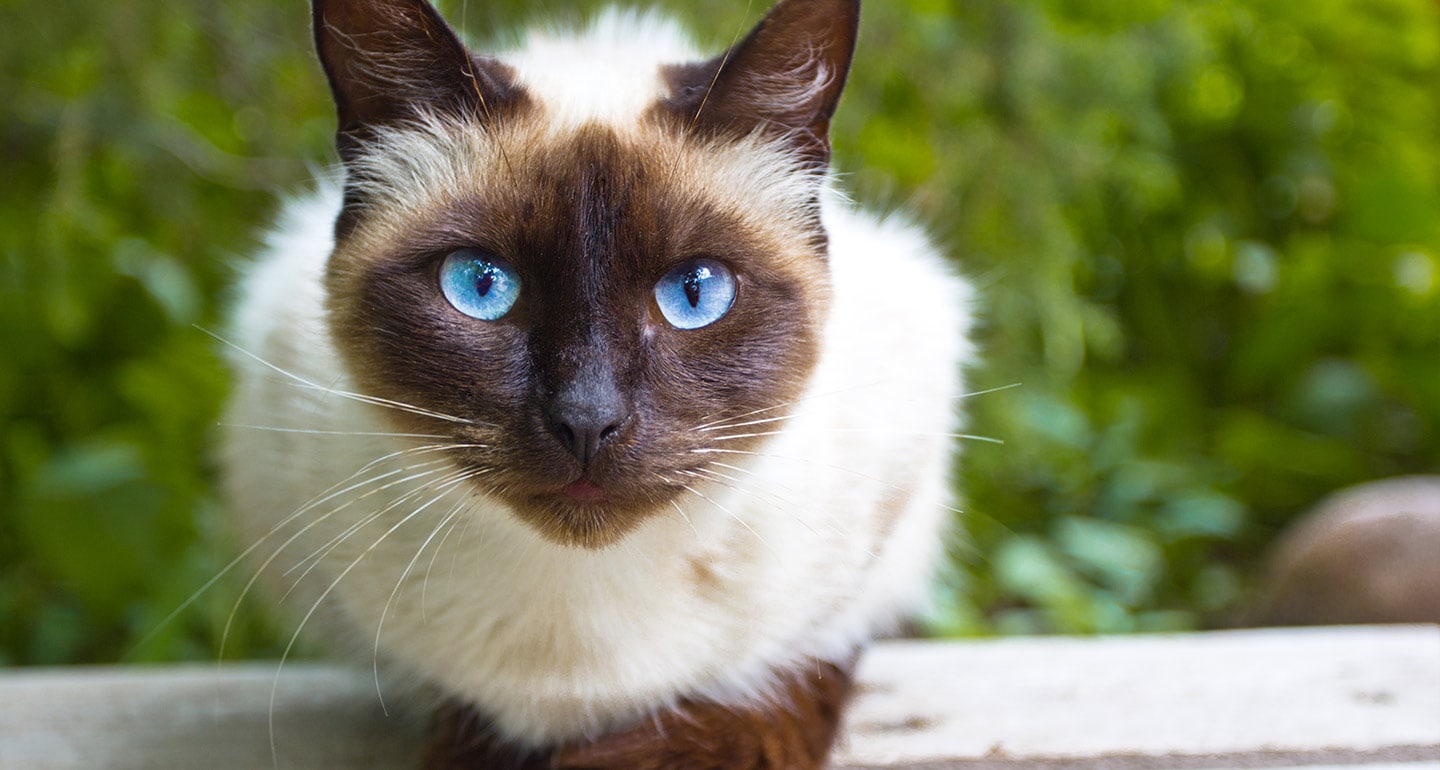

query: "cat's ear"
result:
(662, 0), (860, 168)
(312, 0), (521, 155)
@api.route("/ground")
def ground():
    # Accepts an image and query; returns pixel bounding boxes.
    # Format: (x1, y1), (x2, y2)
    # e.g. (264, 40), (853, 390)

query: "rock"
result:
(1250, 476), (1440, 627)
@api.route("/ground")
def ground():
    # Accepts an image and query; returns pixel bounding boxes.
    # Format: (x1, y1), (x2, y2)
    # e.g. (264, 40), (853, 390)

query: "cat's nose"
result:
(546, 377), (630, 467)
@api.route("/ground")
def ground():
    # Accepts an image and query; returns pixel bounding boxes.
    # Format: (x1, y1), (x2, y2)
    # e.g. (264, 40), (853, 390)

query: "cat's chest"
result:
(294, 425), (860, 740)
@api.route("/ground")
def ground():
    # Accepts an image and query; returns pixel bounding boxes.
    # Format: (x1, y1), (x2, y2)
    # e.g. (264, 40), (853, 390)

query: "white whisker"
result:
(667, 498), (700, 538)
(677, 481), (772, 553)
(199, 326), (477, 425)
(372, 473), (486, 713)
(279, 465), (462, 581)
(220, 463), (456, 665)
(693, 381), (1019, 436)
(421, 503), (470, 622)
(217, 447), (484, 662)
(695, 411), (809, 433)
(690, 379), (888, 432)
(707, 428), (1004, 444)
(134, 444), (466, 662)
(269, 472), (475, 745)
(690, 446), (903, 490)
(683, 466), (822, 539)
(220, 423), (453, 440)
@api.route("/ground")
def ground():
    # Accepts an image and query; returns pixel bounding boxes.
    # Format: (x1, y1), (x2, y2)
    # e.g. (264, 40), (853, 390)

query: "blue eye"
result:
(654, 259), (736, 330)
(439, 249), (521, 321)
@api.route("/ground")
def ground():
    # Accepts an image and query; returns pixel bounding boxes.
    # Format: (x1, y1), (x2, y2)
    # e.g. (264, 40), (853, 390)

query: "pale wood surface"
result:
(1, 626), (1436, 769)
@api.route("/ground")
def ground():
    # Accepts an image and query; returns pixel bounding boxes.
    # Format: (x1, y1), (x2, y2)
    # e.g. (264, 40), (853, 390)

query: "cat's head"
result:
(313, 0), (858, 548)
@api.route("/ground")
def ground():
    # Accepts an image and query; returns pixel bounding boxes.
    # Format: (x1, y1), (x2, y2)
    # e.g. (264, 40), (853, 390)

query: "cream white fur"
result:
(223, 11), (974, 747)
(504, 9), (695, 127)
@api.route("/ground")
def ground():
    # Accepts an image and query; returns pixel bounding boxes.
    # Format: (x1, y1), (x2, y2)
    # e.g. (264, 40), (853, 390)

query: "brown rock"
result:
(1251, 476), (1440, 626)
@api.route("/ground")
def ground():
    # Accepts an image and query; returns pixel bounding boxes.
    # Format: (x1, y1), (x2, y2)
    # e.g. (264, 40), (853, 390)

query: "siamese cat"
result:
(222, 0), (974, 766)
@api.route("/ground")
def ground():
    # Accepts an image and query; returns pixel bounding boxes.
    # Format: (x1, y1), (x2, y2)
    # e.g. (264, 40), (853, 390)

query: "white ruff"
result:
(223, 11), (975, 748)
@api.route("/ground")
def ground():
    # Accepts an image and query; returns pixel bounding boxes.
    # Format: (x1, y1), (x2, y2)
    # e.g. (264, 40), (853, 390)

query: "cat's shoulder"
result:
(822, 196), (976, 372)
(229, 183), (341, 353)
(824, 196), (974, 312)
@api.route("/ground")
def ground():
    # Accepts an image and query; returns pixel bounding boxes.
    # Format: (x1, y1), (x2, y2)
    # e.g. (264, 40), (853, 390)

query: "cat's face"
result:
(314, 0), (858, 547)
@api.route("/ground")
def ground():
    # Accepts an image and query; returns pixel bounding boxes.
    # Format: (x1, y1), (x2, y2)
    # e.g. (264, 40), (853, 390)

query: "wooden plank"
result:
(0, 626), (1435, 769)
(834, 626), (1440, 769)
(0, 664), (423, 769)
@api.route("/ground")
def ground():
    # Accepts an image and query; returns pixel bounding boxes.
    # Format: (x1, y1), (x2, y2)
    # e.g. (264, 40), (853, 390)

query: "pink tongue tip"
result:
(564, 480), (607, 501)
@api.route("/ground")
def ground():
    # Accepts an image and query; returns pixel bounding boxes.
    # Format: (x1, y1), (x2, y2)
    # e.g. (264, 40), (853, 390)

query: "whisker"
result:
(695, 411), (810, 433)
(447, 508), (479, 586)
(197, 326), (477, 425)
(220, 423), (452, 440)
(372, 475), (488, 710)
(219, 463), (458, 665)
(690, 446), (903, 491)
(421, 502), (470, 622)
(134, 444), (467, 661)
(707, 428), (1004, 445)
(279, 465), (462, 581)
(954, 382), (1023, 400)
(692, 381), (1020, 436)
(690, 380), (888, 433)
(217, 447), (484, 663)
(268, 473), (475, 746)
(667, 498), (700, 539)
(682, 466), (821, 539)
(676, 480), (772, 553)
(684, 464), (873, 559)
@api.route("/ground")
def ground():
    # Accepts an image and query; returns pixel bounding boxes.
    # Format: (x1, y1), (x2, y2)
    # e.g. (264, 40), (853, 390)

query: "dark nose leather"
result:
(546, 371), (629, 466)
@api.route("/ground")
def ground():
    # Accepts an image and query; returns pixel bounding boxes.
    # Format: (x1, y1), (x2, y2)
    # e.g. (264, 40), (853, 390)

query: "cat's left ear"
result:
(660, 0), (860, 168)
(312, 0), (523, 159)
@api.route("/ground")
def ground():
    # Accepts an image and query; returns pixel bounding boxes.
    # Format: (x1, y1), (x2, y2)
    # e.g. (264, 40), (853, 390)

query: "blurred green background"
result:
(2, 0), (1438, 665)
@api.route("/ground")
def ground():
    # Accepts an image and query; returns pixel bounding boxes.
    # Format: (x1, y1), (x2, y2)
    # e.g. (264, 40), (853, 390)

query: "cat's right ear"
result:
(660, 0), (860, 169)
(312, 0), (522, 159)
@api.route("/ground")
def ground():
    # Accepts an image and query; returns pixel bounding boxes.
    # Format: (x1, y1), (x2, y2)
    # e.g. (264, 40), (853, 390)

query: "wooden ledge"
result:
(1, 625), (1436, 769)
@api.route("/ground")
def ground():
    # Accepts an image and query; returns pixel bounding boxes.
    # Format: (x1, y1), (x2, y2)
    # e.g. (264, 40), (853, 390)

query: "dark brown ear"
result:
(661, 0), (860, 168)
(312, 0), (522, 158)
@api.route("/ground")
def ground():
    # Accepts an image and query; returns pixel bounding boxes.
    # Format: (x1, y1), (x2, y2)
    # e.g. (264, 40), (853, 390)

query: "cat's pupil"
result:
(476, 268), (495, 297)
(683, 270), (704, 308)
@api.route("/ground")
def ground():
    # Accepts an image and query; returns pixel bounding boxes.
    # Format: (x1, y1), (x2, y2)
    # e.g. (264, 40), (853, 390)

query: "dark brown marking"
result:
(325, 123), (828, 549)
(312, 0), (529, 142)
(870, 482), (916, 564)
(689, 556), (723, 593)
(420, 654), (860, 770)
(312, 0), (532, 236)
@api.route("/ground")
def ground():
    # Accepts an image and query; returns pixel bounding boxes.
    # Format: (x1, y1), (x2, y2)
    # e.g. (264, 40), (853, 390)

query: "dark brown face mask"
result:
(310, 0), (859, 548)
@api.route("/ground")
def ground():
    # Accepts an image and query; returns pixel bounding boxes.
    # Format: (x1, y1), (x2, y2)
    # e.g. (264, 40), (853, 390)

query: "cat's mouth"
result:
(561, 479), (609, 502)
(485, 473), (685, 549)
(445, 445), (691, 547)
(525, 477), (669, 512)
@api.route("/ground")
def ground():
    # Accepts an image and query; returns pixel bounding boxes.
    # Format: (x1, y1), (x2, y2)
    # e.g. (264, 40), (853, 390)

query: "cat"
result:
(221, 0), (975, 767)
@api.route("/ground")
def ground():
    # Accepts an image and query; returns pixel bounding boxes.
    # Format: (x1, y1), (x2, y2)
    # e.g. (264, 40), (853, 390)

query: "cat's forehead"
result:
(499, 9), (700, 128)
(341, 118), (824, 265)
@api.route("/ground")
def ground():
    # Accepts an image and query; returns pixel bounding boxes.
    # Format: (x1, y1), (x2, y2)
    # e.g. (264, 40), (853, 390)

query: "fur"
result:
(222, 0), (974, 761)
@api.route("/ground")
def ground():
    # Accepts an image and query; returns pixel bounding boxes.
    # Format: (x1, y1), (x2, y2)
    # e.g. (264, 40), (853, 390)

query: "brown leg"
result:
(420, 702), (552, 770)
(554, 654), (858, 770)
(419, 653), (860, 770)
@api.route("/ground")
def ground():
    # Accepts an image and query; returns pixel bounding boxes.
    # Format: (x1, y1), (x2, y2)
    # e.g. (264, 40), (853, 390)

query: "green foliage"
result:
(860, 0), (1440, 635)
(3, 0), (1438, 664)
